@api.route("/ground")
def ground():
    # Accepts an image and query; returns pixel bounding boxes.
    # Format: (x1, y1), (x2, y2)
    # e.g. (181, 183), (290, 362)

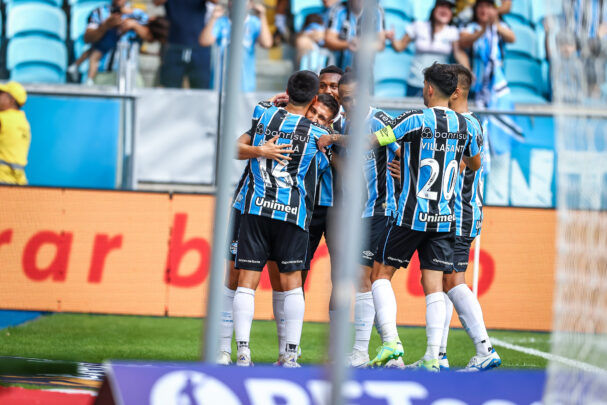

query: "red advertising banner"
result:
(0, 186), (555, 330)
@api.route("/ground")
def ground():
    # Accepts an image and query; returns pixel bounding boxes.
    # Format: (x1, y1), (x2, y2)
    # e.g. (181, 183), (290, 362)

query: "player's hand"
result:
(211, 5), (225, 20)
(260, 136), (294, 164)
(388, 159), (401, 181)
(252, 3), (266, 15)
(119, 18), (139, 33)
(104, 14), (122, 29)
(270, 92), (289, 107)
(317, 134), (334, 153)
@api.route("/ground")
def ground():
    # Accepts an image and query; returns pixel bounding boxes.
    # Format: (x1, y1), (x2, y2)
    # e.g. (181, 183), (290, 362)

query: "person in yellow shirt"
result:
(0, 82), (31, 185)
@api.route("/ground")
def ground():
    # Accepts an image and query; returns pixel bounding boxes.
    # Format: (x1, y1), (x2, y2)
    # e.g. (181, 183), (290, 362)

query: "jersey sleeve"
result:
(246, 101), (271, 136)
(134, 10), (149, 24)
(250, 15), (262, 43)
(87, 8), (103, 29)
(328, 7), (345, 33)
(317, 150), (331, 173)
(212, 16), (228, 42)
(464, 122), (481, 158)
(391, 110), (424, 142)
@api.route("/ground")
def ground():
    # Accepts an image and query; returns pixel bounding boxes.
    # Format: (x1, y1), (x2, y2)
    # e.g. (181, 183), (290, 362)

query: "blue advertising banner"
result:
(98, 362), (545, 405)
(24, 95), (121, 189)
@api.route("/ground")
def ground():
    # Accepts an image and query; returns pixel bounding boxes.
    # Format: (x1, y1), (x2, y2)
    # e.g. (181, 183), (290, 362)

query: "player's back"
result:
(392, 106), (477, 232)
(455, 112), (485, 237)
(244, 105), (329, 230)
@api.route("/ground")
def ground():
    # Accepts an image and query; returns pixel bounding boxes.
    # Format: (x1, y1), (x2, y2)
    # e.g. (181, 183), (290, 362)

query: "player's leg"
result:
(233, 214), (271, 366)
(368, 224), (418, 366)
(87, 50), (103, 82)
(444, 236), (501, 371)
(272, 220), (309, 368)
(268, 260), (286, 364)
(416, 231), (458, 372)
(218, 208), (243, 365)
(439, 290), (454, 370)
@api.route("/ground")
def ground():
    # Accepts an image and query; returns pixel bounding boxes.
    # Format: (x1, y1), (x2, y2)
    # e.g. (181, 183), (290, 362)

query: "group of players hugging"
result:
(217, 61), (501, 372)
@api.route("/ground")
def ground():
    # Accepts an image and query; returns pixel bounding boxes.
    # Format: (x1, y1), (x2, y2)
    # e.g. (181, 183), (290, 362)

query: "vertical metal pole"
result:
(329, 0), (376, 403)
(202, 1), (247, 363)
(472, 234), (481, 297)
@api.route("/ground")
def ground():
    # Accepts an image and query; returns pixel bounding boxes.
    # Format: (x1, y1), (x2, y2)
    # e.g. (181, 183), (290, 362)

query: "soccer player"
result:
(439, 63), (501, 371)
(233, 70), (331, 367)
(369, 62), (481, 371)
(328, 71), (400, 367)
(218, 93), (340, 366)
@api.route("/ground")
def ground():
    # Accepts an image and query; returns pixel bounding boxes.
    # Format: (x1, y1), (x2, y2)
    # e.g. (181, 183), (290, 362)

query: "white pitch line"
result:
(490, 337), (607, 375)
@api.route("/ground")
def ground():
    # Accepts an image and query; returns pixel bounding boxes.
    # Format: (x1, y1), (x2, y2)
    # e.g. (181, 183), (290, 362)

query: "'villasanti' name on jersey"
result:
(388, 106), (480, 232)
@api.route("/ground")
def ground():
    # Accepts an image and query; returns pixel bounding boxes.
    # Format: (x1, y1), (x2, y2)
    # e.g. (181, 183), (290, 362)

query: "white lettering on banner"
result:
(363, 381), (428, 405)
(255, 197), (298, 215)
(150, 371), (242, 405)
(307, 380), (363, 404)
(245, 379), (310, 405)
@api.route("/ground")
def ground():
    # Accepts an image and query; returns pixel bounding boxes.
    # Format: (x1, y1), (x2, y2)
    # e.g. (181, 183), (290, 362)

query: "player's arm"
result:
(237, 134), (293, 163)
(199, 5), (223, 46)
(253, 3), (273, 49)
(317, 133), (348, 151)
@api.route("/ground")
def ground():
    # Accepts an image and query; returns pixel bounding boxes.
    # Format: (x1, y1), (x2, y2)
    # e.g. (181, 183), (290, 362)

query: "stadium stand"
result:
(373, 47), (412, 98)
(69, 1), (110, 76)
(3, 0), (63, 6)
(6, 3), (66, 40)
(291, 0), (324, 32)
(7, 36), (67, 83)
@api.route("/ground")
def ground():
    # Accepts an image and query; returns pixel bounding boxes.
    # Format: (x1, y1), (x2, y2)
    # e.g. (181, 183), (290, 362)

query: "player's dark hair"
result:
(317, 93), (340, 119)
(338, 71), (356, 87)
(449, 64), (472, 91)
(319, 65), (344, 77)
(287, 70), (320, 106)
(423, 62), (457, 97)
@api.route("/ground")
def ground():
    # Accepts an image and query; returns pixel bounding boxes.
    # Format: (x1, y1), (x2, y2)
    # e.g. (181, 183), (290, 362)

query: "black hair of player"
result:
(423, 62), (457, 97)
(319, 65), (344, 77)
(287, 70), (320, 106)
(338, 71), (356, 87)
(317, 93), (340, 119)
(449, 64), (472, 91)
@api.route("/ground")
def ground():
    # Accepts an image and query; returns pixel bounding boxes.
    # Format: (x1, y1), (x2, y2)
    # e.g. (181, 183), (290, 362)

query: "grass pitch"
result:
(0, 313), (548, 369)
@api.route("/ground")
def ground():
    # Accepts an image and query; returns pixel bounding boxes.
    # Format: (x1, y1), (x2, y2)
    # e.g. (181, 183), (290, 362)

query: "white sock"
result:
(440, 292), (453, 356)
(448, 284), (493, 356)
(272, 290), (286, 355)
(220, 287), (235, 353)
(371, 279), (399, 343)
(233, 287), (255, 351)
(423, 292), (446, 361)
(284, 287), (305, 353)
(374, 313), (382, 337)
(353, 292), (375, 353)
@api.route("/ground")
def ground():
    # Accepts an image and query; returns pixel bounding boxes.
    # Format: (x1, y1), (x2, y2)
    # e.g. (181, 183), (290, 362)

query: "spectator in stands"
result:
(325, 0), (386, 70)
(387, 0), (469, 97)
(83, 0), (152, 85)
(154, 0), (213, 89)
(295, 13), (326, 64)
(0, 82), (30, 186)
(454, 0), (511, 26)
(460, 0), (515, 106)
(199, 1), (273, 92)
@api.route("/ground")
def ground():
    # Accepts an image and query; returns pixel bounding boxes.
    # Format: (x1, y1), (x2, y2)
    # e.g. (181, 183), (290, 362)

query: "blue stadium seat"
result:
(379, 0), (414, 20)
(374, 47), (412, 97)
(7, 36), (67, 83)
(530, 0), (546, 25)
(6, 3), (67, 40)
(4, 0), (62, 7)
(509, 85), (548, 104)
(299, 48), (334, 74)
(413, 1), (434, 21)
(505, 20), (538, 59)
(71, 1), (109, 41)
(291, 0), (324, 32)
(383, 10), (411, 44)
(507, 0), (532, 24)
(375, 80), (407, 98)
(504, 54), (542, 94)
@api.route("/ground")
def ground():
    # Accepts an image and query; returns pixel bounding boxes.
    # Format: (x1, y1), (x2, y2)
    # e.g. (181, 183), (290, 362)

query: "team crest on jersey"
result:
(421, 127), (433, 139)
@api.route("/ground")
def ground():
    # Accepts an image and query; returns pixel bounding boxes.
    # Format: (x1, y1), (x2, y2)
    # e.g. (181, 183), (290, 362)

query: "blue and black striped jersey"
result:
(455, 112), (485, 238)
(391, 107), (480, 232)
(344, 108), (399, 218)
(243, 106), (330, 230)
(233, 101), (273, 212)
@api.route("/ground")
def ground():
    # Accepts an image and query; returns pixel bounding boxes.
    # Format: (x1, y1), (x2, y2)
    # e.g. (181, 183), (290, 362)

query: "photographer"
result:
(83, 0), (152, 84)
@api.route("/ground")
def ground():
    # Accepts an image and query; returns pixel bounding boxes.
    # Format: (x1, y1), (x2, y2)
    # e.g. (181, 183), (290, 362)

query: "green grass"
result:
(0, 313), (548, 369)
